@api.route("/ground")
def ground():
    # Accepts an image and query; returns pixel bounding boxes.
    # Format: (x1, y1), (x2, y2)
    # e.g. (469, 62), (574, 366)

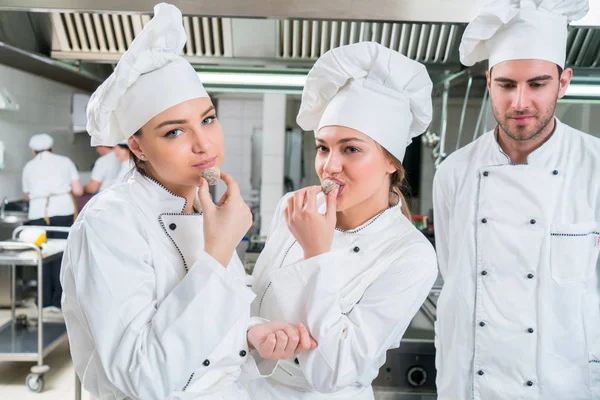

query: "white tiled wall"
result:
(259, 93), (287, 235)
(0, 64), (97, 202)
(215, 96), (263, 202)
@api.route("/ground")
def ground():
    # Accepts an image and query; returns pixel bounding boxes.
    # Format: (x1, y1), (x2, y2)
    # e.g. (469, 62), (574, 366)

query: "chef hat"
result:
(460, 0), (589, 68)
(86, 3), (208, 146)
(29, 133), (54, 151)
(296, 42), (432, 162)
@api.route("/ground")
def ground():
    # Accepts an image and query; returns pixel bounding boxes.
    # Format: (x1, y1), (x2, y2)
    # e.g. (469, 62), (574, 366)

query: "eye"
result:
(345, 146), (360, 153)
(530, 83), (545, 88)
(202, 115), (217, 125)
(316, 145), (328, 152)
(500, 84), (515, 89)
(164, 128), (183, 138)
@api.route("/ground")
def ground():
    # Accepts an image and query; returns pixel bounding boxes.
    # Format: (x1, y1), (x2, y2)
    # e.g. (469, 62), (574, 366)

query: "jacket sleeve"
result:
(267, 238), (438, 393)
(63, 206), (256, 400)
(432, 161), (453, 280)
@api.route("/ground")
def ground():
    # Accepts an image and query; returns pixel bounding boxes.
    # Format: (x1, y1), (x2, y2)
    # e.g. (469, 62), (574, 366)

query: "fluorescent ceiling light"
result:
(197, 71), (307, 88)
(564, 83), (600, 98)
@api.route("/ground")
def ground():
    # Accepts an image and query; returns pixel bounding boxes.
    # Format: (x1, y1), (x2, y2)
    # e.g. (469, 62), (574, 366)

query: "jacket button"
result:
(477, 370), (484, 376)
(481, 270), (488, 276)
(169, 223), (177, 231)
(481, 218), (488, 224)
(552, 170), (559, 175)
(526, 381), (534, 387)
(479, 321), (486, 327)
(353, 246), (360, 253)
(530, 219), (536, 225)
(527, 273), (535, 279)
(527, 328), (534, 333)
(483, 171), (489, 177)
(294, 358), (300, 365)
(202, 359), (210, 367)
(239, 350), (247, 357)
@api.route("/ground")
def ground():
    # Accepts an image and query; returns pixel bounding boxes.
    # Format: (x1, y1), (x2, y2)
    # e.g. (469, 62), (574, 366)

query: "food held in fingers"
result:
(200, 166), (220, 186)
(321, 179), (340, 195)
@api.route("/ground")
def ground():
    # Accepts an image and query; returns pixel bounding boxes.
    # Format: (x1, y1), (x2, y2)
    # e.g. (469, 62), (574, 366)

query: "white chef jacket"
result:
(22, 151), (79, 220)
(91, 151), (122, 191)
(116, 159), (134, 182)
(433, 119), (600, 400)
(247, 193), (438, 399)
(61, 171), (275, 400)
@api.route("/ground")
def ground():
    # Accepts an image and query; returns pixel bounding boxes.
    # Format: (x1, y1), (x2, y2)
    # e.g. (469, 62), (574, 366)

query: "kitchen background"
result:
(0, 0), (599, 398)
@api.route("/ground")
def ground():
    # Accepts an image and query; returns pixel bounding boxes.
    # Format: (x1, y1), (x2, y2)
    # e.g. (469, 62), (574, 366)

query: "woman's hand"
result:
(247, 321), (317, 360)
(198, 172), (252, 267)
(284, 186), (338, 260)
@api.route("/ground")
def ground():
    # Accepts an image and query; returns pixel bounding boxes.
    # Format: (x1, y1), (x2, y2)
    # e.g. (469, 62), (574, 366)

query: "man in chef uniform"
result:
(433, 1), (600, 399)
(84, 145), (121, 194)
(22, 133), (83, 312)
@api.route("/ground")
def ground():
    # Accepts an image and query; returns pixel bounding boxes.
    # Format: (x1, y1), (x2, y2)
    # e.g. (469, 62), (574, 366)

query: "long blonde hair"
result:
(382, 147), (412, 220)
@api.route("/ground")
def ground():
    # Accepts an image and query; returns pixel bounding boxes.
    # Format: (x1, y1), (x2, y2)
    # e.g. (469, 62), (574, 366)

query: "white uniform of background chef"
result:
(113, 140), (134, 182)
(248, 42), (438, 400)
(433, 1), (600, 399)
(22, 133), (83, 311)
(84, 145), (121, 194)
(61, 4), (314, 400)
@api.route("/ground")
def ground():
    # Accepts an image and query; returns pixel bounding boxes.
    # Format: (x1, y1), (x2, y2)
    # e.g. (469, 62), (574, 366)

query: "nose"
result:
(191, 126), (212, 153)
(511, 84), (531, 112)
(322, 151), (342, 176)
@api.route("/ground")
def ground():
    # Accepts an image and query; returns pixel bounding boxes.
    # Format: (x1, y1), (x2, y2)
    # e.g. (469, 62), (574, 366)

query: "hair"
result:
(381, 147), (412, 220)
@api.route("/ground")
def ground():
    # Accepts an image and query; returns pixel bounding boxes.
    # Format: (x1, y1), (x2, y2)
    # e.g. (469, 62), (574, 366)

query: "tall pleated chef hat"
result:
(29, 133), (54, 151)
(86, 2), (208, 146)
(460, 0), (589, 69)
(296, 41), (433, 162)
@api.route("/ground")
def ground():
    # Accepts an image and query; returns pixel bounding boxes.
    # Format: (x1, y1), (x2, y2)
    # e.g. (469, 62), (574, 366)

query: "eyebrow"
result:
(494, 75), (554, 84)
(315, 137), (367, 144)
(155, 105), (216, 129)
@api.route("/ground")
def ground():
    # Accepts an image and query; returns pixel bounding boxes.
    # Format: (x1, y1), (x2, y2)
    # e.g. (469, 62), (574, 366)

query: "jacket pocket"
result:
(550, 222), (599, 285)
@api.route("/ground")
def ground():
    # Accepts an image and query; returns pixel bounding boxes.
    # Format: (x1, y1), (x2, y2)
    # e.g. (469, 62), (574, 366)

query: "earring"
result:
(140, 154), (145, 160)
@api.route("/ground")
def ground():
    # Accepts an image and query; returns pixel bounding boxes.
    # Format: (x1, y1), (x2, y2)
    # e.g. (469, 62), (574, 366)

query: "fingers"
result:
(257, 333), (276, 358)
(293, 190), (305, 214)
(325, 187), (338, 219)
(273, 331), (288, 357)
(296, 323), (312, 354)
(282, 325), (300, 356)
(197, 178), (215, 213)
(287, 194), (295, 216)
(221, 172), (241, 198)
(303, 186), (321, 212)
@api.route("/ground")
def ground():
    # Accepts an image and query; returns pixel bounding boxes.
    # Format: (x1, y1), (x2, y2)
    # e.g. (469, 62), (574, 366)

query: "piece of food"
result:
(321, 179), (340, 195)
(200, 166), (221, 186)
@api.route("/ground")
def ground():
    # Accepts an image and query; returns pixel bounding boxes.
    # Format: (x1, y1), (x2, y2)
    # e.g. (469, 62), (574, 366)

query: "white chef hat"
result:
(460, 0), (589, 68)
(29, 133), (54, 151)
(86, 2), (208, 146)
(296, 42), (432, 162)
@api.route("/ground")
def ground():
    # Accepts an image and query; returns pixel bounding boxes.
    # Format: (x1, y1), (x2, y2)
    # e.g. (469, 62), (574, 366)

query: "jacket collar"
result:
(131, 170), (202, 215)
(488, 117), (563, 167)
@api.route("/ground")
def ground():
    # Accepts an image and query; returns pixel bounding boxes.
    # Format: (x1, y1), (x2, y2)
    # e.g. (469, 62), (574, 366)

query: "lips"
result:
(510, 116), (534, 123)
(192, 157), (216, 169)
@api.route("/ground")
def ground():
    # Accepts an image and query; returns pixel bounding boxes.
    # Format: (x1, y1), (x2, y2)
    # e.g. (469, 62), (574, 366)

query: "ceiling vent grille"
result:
(51, 12), (228, 57)
(277, 20), (463, 64)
